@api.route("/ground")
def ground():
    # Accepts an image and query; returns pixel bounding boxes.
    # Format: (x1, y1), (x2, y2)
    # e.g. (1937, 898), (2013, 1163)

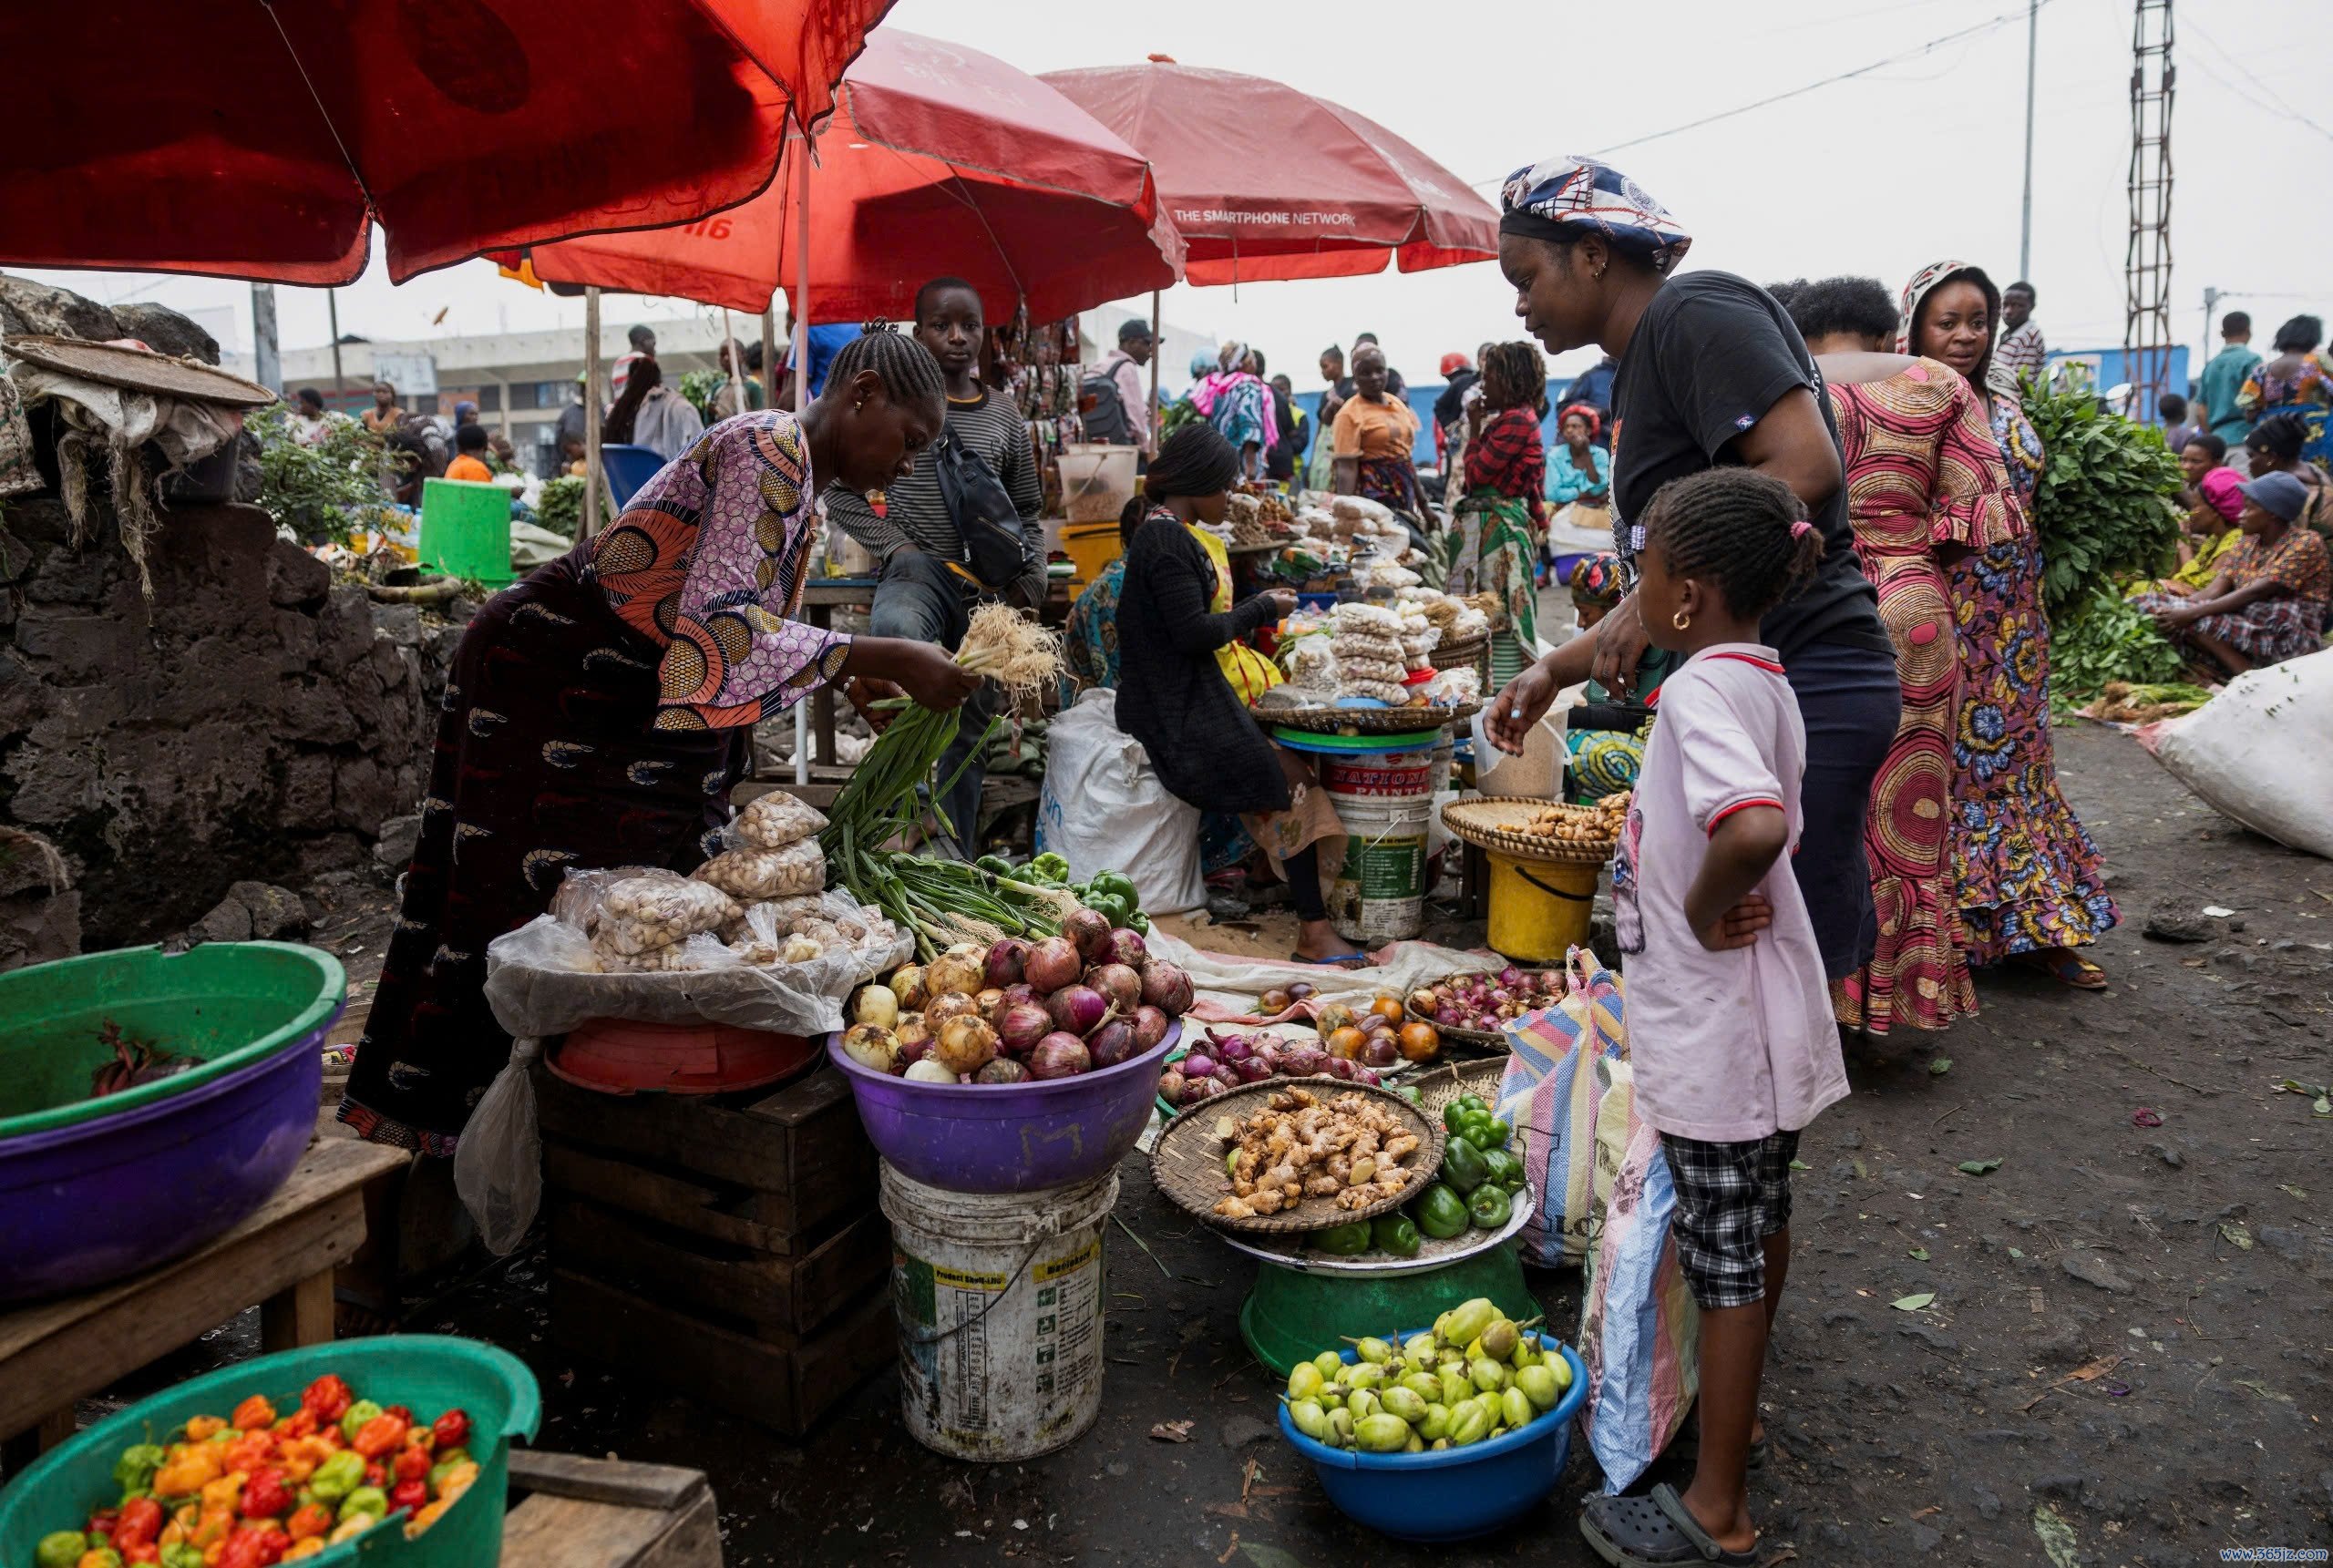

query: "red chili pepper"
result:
(383, 1405), (414, 1427)
(231, 1394), (276, 1431)
(389, 1479), (429, 1515)
(300, 1375), (353, 1423)
(123, 1546), (161, 1566)
(429, 1409), (471, 1451)
(218, 1527), (278, 1568)
(87, 1506), (120, 1541)
(240, 1469), (293, 1520)
(392, 1447), (431, 1484)
(274, 1408), (318, 1440)
(365, 1460), (387, 1489)
(114, 1495), (165, 1548)
(351, 1414), (408, 1460)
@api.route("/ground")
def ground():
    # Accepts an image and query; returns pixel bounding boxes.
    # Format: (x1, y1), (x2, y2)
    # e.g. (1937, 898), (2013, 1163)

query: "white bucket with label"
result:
(881, 1162), (1118, 1461)
(1321, 743), (1438, 943)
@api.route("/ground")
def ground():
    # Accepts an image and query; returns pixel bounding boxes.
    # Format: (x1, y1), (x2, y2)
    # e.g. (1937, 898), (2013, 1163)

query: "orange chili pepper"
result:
(349, 1414), (407, 1459)
(183, 1416), (228, 1442)
(284, 1502), (334, 1542)
(230, 1395), (275, 1431)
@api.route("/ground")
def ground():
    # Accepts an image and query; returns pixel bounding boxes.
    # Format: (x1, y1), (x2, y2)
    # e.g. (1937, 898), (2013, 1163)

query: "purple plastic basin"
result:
(826, 1020), (1177, 1194)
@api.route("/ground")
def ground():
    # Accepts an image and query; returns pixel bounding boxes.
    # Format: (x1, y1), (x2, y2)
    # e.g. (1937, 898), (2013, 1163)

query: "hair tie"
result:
(1790, 520), (1814, 538)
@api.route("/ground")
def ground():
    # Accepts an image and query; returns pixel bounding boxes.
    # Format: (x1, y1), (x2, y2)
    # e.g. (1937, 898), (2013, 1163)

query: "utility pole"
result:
(2124, 0), (2175, 419)
(2019, 0), (2039, 281)
(326, 290), (345, 395)
(2200, 284), (2218, 396)
(252, 283), (281, 393)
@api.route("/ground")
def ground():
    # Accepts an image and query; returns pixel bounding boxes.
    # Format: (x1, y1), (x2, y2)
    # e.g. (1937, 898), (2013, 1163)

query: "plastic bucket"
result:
(881, 1163), (1118, 1461)
(1321, 744), (1438, 944)
(1057, 442), (1137, 524)
(1060, 520), (1122, 591)
(1238, 1246), (1538, 1378)
(417, 477), (513, 584)
(1486, 852), (1598, 964)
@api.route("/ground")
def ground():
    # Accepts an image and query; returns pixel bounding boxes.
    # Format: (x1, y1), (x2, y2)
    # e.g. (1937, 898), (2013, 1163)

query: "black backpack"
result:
(934, 428), (1035, 589)
(1078, 362), (1133, 445)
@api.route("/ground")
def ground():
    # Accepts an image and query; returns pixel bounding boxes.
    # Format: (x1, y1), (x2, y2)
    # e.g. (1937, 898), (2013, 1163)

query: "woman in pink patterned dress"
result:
(342, 328), (980, 1160)
(1782, 277), (2019, 1037)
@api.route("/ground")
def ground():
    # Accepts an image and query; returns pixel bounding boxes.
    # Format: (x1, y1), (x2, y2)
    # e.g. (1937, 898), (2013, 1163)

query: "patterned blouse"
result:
(588, 412), (851, 732)
(2226, 525), (2332, 613)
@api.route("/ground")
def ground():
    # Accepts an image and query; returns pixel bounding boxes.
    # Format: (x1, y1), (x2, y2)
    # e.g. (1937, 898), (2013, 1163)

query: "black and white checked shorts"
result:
(1660, 1130), (1801, 1310)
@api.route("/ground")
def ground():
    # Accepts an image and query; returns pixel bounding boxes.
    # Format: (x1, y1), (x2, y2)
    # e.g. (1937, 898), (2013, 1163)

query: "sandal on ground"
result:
(2015, 948), (2109, 990)
(1580, 1484), (1759, 1568)
(1292, 950), (1370, 968)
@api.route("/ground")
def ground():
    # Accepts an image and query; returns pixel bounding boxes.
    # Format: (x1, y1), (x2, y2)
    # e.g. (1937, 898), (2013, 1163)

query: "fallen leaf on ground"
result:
(2219, 1222), (2253, 1250)
(2277, 1184), (2307, 1200)
(2008, 1246), (2025, 1258)
(1908, 1247), (1929, 1261)
(1928, 1057), (1953, 1075)
(1890, 1292), (1937, 1311)
(2032, 1503), (2080, 1568)
(1150, 1420), (1195, 1443)
(2233, 1378), (2292, 1404)
(1958, 1158), (2003, 1175)
(1788, 1158), (1810, 1171)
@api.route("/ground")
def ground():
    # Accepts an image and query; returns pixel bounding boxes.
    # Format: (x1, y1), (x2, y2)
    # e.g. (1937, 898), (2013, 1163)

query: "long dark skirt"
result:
(339, 544), (745, 1154)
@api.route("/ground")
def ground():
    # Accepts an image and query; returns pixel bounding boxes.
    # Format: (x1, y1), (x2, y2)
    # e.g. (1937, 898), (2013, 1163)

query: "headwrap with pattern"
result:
(1496, 156), (1692, 276)
(1568, 551), (1626, 610)
(1898, 260), (2022, 403)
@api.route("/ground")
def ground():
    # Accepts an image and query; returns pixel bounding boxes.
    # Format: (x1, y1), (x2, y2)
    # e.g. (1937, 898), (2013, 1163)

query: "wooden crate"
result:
(550, 1270), (894, 1437)
(547, 1197), (888, 1339)
(501, 1451), (720, 1567)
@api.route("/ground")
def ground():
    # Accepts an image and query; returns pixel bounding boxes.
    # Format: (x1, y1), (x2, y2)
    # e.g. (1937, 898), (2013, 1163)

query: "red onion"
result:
(1086, 962), (1143, 1013)
(1096, 927), (1148, 969)
(1030, 1032), (1092, 1080)
(1354, 1067), (1382, 1087)
(1280, 1044), (1330, 1076)
(1138, 960), (1195, 1016)
(974, 1057), (1032, 1084)
(1131, 1005), (1170, 1050)
(1322, 1056), (1356, 1081)
(1181, 1052), (1218, 1081)
(1087, 1020), (1138, 1069)
(1157, 1068), (1187, 1102)
(1184, 1074), (1225, 1103)
(1217, 1035), (1254, 1064)
(896, 1026), (934, 1069)
(986, 938), (1030, 990)
(1286, 980), (1316, 1002)
(996, 1001), (1053, 1056)
(1063, 907), (1112, 958)
(1499, 966), (1524, 988)
(1024, 937), (1082, 995)
(1362, 1034), (1399, 1069)
(1234, 1055), (1273, 1083)
(998, 982), (1039, 1013)
(1046, 984), (1107, 1038)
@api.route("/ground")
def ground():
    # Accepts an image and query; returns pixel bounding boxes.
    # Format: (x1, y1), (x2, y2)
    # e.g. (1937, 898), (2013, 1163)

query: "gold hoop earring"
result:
(1671, 610), (1691, 630)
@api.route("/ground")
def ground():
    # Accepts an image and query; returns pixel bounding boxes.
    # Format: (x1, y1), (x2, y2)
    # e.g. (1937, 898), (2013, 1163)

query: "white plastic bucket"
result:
(1321, 745), (1437, 943)
(1057, 442), (1138, 524)
(880, 1162), (1119, 1461)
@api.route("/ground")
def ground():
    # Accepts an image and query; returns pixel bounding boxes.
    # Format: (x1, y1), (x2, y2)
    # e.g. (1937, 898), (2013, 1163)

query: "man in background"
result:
(2200, 311), (2261, 453)
(1567, 354), (1618, 427)
(709, 339), (766, 419)
(611, 323), (655, 398)
(550, 374), (589, 478)
(1087, 318), (1155, 459)
(1432, 349), (1479, 471)
(1996, 282), (2046, 384)
(775, 323), (865, 408)
(2158, 393), (2198, 456)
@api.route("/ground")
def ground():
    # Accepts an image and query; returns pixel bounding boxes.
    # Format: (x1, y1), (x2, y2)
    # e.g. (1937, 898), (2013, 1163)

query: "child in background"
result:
(444, 423), (495, 483)
(1573, 468), (1849, 1568)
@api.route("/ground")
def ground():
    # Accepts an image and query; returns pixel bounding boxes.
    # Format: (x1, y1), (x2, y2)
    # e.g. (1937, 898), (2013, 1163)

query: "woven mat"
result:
(1252, 699), (1478, 735)
(3, 335), (277, 407)
(1442, 796), (1617, 863)
(1151, 1078), (1444, 1235)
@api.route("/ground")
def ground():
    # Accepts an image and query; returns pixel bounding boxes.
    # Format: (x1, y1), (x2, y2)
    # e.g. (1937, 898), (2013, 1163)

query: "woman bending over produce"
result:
(1115, 425), (1365, 967)
(338, 329), (980, 1276)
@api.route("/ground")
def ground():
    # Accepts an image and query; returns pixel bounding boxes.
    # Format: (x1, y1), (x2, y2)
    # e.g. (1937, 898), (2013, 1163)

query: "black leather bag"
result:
(933, 428), (1034, 589)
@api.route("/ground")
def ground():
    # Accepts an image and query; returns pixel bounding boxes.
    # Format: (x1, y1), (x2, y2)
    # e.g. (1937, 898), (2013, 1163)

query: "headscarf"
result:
(1497, 156), (1692, 275)
(2200, 466), (2245, 526)
(1558, 402), (1602, 440)
(1568, 552), (1625, 610)
(1898, 260), (2021, 403)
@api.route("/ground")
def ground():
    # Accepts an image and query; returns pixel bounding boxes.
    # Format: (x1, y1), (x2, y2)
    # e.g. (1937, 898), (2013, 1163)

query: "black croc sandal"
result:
(1579, 1484), (1760, 1567)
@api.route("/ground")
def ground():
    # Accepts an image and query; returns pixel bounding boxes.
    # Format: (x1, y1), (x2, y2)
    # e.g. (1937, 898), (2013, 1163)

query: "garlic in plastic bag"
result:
(694, 837), (826, 900)
(730, 790), (827, 850)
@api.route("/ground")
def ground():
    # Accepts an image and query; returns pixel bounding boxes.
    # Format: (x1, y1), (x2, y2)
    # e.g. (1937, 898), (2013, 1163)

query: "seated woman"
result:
(1116, 425), (1363, 966)
(2135, 471), (2331, 678)
(2244, 412), (2332, 539)
(2129, 437), (2243, 597)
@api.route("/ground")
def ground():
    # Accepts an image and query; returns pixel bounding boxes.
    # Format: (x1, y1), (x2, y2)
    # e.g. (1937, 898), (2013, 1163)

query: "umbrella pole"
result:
(760, 305), (776, 413)
(1147, 289), (1161, 446)
(583, 286), (603, 539)
(792, 128), (814, 789)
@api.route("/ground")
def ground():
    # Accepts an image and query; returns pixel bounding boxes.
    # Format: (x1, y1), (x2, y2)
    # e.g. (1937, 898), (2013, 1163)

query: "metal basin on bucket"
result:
(0, 942), (345, 1303)
(826, 1021), (1177, 1194)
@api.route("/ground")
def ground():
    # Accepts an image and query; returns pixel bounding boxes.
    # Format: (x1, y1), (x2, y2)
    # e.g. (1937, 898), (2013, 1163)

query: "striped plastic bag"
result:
(1495, 948), (1628, 1266)
(1575, 1065), (1701, 1492)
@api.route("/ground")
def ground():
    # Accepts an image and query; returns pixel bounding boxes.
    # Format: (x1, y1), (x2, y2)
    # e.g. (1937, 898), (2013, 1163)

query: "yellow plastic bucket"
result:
(1061, 520), (1123, 591)
(1485, 851), (1598, 964)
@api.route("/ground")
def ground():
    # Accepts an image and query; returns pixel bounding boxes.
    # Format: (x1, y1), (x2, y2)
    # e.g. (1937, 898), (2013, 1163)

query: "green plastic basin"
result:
(0, 1336), (540, 1565)
(1238, 1248), (1540, 1378)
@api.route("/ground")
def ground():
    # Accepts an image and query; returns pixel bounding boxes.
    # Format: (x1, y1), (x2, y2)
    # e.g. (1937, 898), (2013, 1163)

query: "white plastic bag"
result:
(452, 1037), (542, 1256)
(1034, 687), (1206, 915)
(1470, 706), (1566, 800)
(2143, 648), (2333, 858)
(694, 838), (826, 899)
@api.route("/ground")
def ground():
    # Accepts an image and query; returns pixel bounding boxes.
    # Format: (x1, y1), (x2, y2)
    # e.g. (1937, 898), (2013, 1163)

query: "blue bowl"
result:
(1276, 1330), (1589, 1542)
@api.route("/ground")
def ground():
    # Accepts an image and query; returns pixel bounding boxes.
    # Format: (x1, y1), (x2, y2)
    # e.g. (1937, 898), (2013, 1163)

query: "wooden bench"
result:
(0, 1137), (409, 1473)
(502, 1451), (721, 1567)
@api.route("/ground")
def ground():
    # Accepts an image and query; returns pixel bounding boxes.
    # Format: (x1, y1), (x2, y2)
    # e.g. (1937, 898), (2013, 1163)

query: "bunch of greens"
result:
(677, 369), (723, 420)
(247, 405), (390, 547)
(2049, 587), (2186, 706)
(535, 475), (585, 539)
(2022, 384), (2183, 617)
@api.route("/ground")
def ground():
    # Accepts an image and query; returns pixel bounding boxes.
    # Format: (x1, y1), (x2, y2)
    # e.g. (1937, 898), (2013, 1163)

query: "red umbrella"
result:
(0, 0), (892, 286)
(1042, 59), (1497, 284)
(516, 29), (1181, 323)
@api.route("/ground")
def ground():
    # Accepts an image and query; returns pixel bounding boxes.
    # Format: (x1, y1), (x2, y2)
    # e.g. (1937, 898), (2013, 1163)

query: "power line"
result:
(1588, 1), (2047, 157)
(2178, 20), (2333, 146)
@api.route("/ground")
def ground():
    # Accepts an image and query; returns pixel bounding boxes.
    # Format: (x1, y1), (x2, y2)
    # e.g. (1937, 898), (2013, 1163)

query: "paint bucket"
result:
(1321, 743), (1438, 943)
(1485, 851), (1598, 963)
(881, 1162), (1118, 1461)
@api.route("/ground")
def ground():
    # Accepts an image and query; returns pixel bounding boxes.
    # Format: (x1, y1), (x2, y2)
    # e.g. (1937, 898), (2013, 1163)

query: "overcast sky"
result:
(15, 0), (2330, 393)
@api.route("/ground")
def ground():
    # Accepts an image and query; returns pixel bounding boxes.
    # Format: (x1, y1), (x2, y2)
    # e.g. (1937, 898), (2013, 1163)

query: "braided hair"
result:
(1640, 468), (1824, 621)
(2247, 412), (2310, 465)
(821, 320), (946, 410)
(1476, 342), (1547, 413)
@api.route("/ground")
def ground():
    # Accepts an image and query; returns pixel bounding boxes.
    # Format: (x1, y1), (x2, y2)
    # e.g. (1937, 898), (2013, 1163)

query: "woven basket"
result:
(1151, 1078), (1444, 1235)
(1404, 968), (1560, 1050)
(1407, 1059), (1530, 1165)
(1427, 630), (1492, 692)
(1251, 699), (1479, 735)
(1442, 796), (1618, 864)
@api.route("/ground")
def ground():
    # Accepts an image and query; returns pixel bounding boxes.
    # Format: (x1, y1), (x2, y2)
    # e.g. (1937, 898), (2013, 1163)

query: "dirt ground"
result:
(105, 722), (2330, 1565)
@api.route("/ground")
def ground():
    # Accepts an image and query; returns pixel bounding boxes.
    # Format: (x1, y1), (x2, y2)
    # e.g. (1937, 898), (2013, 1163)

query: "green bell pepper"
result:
(1371, 1214), (1421, 1258)
(161, 1547), (207, 1568)
(310, 1449), (367, 1502)
(975, 855), (1016, 878)
(114, 1442), (166, 1497)
(1474, 1116), (1512, 1150)
(1442, 1100), (1475, 1136)
(338, 1399), (384, 1445)
(36, 1532), (88, 1568)
(1084, 892), (1131, 927)
(1467, 1183), (1514, 1231)
(1127, 909), (1150, 935)
(1440, 1134), (1489, 1195)
(1412, 1184), (1468, 1240)
(1310, 1220), (1373, 1255)
(1481, 1146), (1526, 1193)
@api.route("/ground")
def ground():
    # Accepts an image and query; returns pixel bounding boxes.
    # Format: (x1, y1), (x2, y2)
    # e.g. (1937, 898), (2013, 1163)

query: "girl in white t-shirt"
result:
(1576, 467), (1849, 1568)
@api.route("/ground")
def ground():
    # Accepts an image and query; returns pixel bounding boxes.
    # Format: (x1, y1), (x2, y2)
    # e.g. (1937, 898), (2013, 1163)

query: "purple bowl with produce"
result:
(0, 942), (346, 1303)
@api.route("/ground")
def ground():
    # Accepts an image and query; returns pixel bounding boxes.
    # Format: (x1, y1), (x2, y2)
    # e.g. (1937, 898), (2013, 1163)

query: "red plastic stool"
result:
(546, 1018), (817, 1096)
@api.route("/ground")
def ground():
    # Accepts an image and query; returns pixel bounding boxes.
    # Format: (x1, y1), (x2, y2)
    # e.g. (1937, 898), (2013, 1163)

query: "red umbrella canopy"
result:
(518, 29), (1182, 323)
(0, 0), (891, 286)
(1042, 60), (1498, 284)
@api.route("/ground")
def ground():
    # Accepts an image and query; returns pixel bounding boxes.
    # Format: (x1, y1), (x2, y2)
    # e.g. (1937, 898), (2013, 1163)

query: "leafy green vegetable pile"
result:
(2022, 385), (2183, 617)
(2049, 588), (2186, 707)
(535, 475), (584, 539)
(248, 405), (391, 548)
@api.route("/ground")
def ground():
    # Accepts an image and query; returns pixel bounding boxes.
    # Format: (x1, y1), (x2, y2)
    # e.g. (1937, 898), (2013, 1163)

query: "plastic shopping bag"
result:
(1035, 688), (1206, 914)
(1495, 948), (1629, 1266)
(452, 1037), (542, 1256)
(1576, 1092), (1701, 1493)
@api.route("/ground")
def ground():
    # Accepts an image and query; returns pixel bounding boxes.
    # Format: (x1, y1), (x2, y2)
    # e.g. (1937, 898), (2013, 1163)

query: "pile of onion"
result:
(1161, 1028), (1388, 1109)
(853, 908), (1192, 1085)
(1408, 967), (1560, 1034)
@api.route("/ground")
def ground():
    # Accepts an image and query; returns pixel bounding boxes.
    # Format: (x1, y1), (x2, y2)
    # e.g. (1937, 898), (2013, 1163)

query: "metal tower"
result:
(2125, 0), (2175, 415)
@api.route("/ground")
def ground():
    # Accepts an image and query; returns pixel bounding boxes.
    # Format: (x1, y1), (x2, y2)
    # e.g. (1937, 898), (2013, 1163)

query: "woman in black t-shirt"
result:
(1481, 157), (1900, 989)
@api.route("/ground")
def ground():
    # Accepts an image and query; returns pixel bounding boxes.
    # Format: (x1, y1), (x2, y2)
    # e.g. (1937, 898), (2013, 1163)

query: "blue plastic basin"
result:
(1277, 1330), (1590, 1542)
